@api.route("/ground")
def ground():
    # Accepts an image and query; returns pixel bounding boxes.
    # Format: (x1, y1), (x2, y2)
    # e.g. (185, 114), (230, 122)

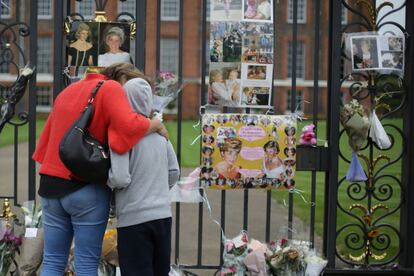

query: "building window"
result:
(37, 37), (52, 74)
(1, 0), (11, 18)
(38, 0), (52, 19)
(119, 0), (135, 18)
(36, 86), (52, 111)
(288, 0), (306, 23)
(161, 0), (179, 21)
(160, 39), (178, 73)
(287, 41), (305, 79)
(341, 2), (348, 25)
(76, 0), (94, 19)
(286, 90), (304, 113)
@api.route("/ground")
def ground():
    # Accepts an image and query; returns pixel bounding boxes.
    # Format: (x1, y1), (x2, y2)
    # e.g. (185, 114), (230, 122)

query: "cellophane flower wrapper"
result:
(170, 168), (203, 203)
(16, 201), (44, 276)
(0, 222), (23, 275)
(369, 110), (391, 149)
(243, 240), (267, 276)
(98, 260), (117, 276)
(304, 250), (327, 276)
(340, 99), (370, 152)
(152, 71), (185, 115)
(169, 265), (185, 276)
(221, 233), (249, 276)
(266, 239), (308, 276)
(102, 229), (119, 267)
(346, 152), (368, 182)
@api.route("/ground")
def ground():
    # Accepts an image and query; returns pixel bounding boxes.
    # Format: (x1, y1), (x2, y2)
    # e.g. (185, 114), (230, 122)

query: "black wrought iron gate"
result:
(0, 0), (414, 274)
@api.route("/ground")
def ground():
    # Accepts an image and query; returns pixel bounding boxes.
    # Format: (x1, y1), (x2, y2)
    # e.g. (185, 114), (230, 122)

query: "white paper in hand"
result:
(25, 227), (38, 238)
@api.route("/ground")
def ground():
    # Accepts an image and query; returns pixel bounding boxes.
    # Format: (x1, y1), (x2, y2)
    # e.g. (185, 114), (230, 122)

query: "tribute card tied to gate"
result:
(201, 114), (296, 189)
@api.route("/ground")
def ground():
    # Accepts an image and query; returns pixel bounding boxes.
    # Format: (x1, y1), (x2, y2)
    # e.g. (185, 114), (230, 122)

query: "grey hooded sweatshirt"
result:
(107, 78), (180, 228)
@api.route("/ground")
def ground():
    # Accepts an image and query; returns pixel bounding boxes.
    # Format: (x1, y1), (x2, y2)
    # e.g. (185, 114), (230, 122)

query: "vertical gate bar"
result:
(28, 0), (38, 201)
(265, 191), (271, 242)
(197, 0), (208, 267)
(309, 0), (321, 248)
(13, 127), (18, 204)
(288, 0), (299, 241)
(156, 0), (161, 71)
(243, 189), (248, 230)
(53, 0), (64, 99)
(135, 0), (146, 71)
(265, 0), (279, 243)
(219, 190), (226, 265)
(400, 0), (414, 268)
(324, 0), (342, 268)
(174, 0), (185, 264)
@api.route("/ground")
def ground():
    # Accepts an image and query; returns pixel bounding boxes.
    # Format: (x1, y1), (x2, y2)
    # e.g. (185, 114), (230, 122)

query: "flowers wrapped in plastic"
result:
(265, 239), (308, 276)
(221, 232), (249, 276)
(16, 201), (44, 276)
(0, 222), (22, 275)
(369, 109), (391, 149)
(340, 99), (370, 182)
(304, 250), (328, 276)
(101, 229), (119, 267)
(243, 239), (267, 276)
(152, 71), (185, 121)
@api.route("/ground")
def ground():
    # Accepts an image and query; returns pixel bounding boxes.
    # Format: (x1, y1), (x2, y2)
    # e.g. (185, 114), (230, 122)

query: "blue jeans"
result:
(40, 184), (110, 276)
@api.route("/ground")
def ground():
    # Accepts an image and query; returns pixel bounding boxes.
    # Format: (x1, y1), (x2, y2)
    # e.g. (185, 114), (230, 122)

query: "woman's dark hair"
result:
(263, 140), (280, 154)
(102, 63), (150, 84)
(283, 147), (296, 157)
(203, 135), (215, 144)
(284, 126), (296, 136)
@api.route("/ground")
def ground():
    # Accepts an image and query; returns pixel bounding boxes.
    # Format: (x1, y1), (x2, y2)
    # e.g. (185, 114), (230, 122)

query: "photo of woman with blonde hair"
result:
(67, 22), (95, 66)
(98, 25), (132, 67)
(214, 138), (242, 179)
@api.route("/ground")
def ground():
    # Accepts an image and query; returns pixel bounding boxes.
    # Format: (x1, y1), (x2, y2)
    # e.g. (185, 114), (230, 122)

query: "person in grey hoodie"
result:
(107, 77), (180, 276)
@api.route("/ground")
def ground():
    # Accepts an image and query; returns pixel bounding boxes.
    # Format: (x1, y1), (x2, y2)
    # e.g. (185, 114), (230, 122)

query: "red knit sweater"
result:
(32, 73), (150, 180)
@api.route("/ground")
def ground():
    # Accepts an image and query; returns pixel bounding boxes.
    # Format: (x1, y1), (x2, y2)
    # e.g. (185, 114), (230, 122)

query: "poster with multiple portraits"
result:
(201, 114), (296, 190)
(209, 0), (274, 108)
(350, 34), (404, 72)
(65, 21), (133, 80)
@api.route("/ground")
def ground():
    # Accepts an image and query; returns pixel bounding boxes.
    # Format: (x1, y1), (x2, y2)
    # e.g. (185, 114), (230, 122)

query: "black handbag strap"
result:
(87, 80), (105, 105)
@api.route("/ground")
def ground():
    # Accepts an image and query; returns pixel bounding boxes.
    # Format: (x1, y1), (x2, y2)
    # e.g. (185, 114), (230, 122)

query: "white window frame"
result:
(161, 0), (179, 21)
(288, 41), (305, 79)
(287, 0), (307, 24)
(118, 1), (136, 15)
(286, 90), (304, 113)
(160, 38), (179, 74)
(1, 0), (12, 19)
(37, 37), (52, 74)
(36, 86), (52, 112)
(75, 0), (95, 20)
(38, 0), (52, 19)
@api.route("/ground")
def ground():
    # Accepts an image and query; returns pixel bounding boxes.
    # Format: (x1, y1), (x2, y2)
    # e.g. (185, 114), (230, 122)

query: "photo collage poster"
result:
(65, 21), (133, 81)
(209, 0), (274, 108)
(201, 114), (296, 190)
(350, 34), (405, 72)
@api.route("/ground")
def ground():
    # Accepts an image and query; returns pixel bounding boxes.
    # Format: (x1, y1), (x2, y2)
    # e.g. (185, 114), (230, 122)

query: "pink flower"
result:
(225, 240), (234, 252)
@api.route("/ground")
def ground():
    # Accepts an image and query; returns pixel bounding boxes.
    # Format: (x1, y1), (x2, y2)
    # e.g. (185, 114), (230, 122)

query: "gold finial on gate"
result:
(94, 11), (107, 22)
(0, 199), (16, 223)
(130, 22), (136, 40)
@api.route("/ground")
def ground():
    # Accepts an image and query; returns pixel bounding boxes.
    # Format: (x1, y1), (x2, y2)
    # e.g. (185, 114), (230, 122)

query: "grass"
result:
(0, 119), (46, 148)
(1, 117), (404, 264)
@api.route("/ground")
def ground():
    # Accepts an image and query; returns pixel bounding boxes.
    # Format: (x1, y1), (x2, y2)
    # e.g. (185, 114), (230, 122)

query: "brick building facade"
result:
(0, 0), (357, 119)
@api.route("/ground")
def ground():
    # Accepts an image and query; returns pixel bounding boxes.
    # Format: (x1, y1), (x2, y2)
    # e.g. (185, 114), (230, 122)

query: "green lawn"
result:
(1, 118), (404, 264)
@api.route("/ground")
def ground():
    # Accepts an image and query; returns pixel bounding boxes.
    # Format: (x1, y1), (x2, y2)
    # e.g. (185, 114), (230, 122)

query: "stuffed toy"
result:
(300, 124), (317, 145)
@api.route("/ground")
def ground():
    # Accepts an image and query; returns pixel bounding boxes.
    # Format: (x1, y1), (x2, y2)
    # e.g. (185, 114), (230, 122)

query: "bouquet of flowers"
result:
(0, 224), (22, 275)
(340, 99), (370, 182)
(304, 250), (328, 276)
(265, 239), (308, 276)
(220, 232), (249, 276)
(16, 201), (44, 276)
(152, 71), (185, 121)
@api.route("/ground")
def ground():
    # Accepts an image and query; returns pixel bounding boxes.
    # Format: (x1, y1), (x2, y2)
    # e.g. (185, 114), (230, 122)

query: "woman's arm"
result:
(107, 149), (131, 189)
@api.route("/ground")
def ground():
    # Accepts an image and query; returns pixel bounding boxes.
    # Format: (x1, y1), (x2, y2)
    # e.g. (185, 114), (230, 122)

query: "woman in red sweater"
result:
(32, 66), (167, 275)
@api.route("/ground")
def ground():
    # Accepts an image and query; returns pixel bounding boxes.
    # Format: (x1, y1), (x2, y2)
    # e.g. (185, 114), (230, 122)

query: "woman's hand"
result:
(147, 118), (169, 140)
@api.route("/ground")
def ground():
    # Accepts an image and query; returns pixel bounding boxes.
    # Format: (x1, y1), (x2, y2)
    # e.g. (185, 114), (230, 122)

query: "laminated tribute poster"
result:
(208, 0), (274, 108)
(201, 114), (296, 190)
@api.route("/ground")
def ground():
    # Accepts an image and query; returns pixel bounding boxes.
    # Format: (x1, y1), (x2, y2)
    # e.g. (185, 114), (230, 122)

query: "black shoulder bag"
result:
(59, 80), (110, 183)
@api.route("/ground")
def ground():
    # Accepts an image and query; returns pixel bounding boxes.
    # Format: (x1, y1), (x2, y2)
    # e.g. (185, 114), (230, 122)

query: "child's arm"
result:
(107, 149), (132, 189)
(167, 141), (180, 189)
